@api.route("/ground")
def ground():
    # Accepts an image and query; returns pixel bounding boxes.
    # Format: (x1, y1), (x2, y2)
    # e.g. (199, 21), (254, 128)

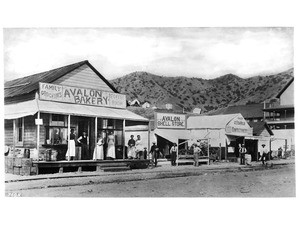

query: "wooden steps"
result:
(99, 162), (131, 172)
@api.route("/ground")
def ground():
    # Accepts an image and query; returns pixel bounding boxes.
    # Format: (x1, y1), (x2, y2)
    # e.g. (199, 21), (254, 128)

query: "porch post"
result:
(95, 117), (97, 159)
(13, 119), (16, 157)
(225, 139), (228, 160)
(148, 120), (151, 157)
(207, 138), (210, 165)
(123, 119), (126, 160)
(219, 143), (222, 161)
(176, 141), (179, 166)
(37, 112), (40, 162)
(67, 114), (70, 161)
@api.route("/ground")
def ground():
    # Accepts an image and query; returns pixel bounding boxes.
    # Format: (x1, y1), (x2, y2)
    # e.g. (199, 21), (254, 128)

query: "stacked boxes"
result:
(5, 157), (33, 176)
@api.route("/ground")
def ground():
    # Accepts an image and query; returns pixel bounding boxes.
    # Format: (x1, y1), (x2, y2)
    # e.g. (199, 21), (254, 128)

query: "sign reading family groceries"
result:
(39, 82), (126, 109)
(156, 113), (186, 129)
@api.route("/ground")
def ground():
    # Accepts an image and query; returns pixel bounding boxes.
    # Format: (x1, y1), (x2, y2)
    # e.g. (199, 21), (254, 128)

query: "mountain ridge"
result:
(110, 68), (293, 112)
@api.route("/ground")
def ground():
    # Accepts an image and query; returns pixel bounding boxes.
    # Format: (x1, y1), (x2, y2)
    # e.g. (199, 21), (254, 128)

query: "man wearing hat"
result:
(149, 142), (159, 167)
(239, 144), (247, 165)
(261, 144), (269, 165)
(193, 143), (201, 167)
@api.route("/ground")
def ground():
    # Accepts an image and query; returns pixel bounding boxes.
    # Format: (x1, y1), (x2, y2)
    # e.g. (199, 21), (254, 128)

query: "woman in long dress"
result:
(66, 129), (76, 161)
(93, 135), (104, 160)
(135, 135), (143, 159)
(106, 132), (116, 159)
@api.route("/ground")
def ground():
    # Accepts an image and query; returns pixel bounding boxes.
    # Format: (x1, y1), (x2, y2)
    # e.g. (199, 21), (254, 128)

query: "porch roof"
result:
(5, 99), (148, 122)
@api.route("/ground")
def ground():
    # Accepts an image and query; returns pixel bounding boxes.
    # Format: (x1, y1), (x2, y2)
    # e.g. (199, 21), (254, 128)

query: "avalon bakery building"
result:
(4, 60), (149, 175)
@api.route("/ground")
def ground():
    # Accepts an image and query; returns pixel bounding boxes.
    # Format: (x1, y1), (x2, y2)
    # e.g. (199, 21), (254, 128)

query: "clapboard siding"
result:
(260, 128), (270, 137)
(24, 116), (36, 147)
(54, 64), (114, 92)
(5, 120), (13, 146)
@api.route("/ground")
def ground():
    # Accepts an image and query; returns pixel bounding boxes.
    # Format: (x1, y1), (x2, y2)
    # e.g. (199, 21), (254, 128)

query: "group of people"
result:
(127, 135), (144, 159)
(149, 142), (178, 167)
(238, 143), (270, 166)
(65, 129), (115, 161)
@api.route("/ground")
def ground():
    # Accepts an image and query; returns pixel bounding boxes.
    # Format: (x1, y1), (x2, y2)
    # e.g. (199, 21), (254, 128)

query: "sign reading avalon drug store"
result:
(156, 112), (186, 129)
(39, 82), (126, 109)
(225, 115), (253, 136)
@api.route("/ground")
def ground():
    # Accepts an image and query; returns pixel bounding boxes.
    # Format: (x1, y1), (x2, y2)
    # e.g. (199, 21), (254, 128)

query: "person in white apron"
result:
(93, 135), (104, 160)
(66, 129), (76, 161)
(135, 135), (143, 159)
(106, 132), (116, 159)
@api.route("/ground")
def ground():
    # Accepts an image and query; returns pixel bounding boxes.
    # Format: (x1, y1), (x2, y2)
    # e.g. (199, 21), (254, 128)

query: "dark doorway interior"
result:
(245, 139), (258, 161)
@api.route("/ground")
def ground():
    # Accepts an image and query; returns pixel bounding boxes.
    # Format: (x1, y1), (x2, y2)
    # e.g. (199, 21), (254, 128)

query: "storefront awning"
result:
(38, 100), (148, 121)
(5, 99), (148, 122)
(154, 129), (192, 144)
(5, 99), (39, 119)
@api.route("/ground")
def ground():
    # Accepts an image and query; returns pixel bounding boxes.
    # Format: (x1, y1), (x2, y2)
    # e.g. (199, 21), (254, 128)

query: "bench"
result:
(178, 155), (210, 165)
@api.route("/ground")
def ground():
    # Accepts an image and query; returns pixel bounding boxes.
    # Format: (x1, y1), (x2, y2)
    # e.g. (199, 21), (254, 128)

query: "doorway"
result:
(77, 117), (93, 159)
(245, 139), (258, 161)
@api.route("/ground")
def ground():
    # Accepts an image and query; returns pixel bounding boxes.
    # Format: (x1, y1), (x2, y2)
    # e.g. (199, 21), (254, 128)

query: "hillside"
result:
(110, 68), (293, 112)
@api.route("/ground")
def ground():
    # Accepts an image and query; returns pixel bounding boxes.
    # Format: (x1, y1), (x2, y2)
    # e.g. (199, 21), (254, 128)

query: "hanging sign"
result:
(225, 115), (253, 136)
(155, 112), (186, 129)
(35, 119), (43, 125)
(39, 82), (126, 109)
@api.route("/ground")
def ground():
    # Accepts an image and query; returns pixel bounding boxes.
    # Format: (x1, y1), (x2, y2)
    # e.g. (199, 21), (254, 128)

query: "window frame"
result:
(16, 117), (24, 146)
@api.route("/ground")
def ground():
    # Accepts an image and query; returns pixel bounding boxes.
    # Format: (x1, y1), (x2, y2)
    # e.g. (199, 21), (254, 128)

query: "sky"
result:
(3, 27), (293, 81)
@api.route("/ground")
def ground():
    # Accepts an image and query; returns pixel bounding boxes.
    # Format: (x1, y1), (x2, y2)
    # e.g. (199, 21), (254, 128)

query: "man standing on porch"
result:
(77, 131), (89, 160)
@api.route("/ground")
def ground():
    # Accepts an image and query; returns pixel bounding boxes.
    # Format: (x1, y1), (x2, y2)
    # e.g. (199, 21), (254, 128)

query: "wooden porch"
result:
(33, 159), (151, 175)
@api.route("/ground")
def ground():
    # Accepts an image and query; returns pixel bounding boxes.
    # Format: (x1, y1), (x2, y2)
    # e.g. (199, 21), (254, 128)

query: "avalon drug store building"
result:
(4, 60), (149, 175)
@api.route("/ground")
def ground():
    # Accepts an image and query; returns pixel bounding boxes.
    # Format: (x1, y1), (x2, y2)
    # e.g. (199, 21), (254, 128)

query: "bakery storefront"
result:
(4, 61), (149, 175)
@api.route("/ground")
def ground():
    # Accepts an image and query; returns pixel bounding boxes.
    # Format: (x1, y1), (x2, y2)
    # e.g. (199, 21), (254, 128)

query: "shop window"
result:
(107, 119), (114, 129)
(50, 114), (66, 126)
(102, 119), (108, 129)
(115, 120), (123, 130)
(16, 118), (24, 145)
(45, 127), (70, 145)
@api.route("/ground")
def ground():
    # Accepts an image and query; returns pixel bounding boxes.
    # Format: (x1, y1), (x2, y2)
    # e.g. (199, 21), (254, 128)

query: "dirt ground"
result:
(5, 164), (295, 197)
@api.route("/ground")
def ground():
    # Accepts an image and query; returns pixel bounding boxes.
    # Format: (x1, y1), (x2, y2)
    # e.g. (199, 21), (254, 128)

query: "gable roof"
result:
(187, 113), (243, 129)
(276, 77), (294, 98)
(4, 60), (118, 98)
(206, 103), (264, 119)
(248, 121), (274, 136)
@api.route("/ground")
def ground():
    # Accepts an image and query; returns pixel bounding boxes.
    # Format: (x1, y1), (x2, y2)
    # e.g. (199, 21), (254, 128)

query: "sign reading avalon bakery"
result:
(39, 82), (126, 109)
(156, 112), (186, 129)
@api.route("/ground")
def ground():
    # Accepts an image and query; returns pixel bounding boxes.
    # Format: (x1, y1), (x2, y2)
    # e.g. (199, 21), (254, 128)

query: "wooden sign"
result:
(155, 112), (186, 129)
(39, 82), (126, 109)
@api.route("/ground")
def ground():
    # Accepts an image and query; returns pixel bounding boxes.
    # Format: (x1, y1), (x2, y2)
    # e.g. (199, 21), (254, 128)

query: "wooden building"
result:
(4, 60), (149, 173)
(263, 77), (294, 152)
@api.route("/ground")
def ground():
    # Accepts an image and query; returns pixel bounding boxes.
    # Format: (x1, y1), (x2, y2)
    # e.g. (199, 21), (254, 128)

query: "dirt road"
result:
(5, 164), (295, 197)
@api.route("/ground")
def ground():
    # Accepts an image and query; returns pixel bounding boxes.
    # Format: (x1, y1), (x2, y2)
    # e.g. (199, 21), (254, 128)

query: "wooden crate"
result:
(31, 166), (37, 175)
(14, 158), (22, 167)
(21, 158), (32, 167)
(6, 157), (14, 169)
(13, 167), (20, 175)
(20, 166), (31, 176)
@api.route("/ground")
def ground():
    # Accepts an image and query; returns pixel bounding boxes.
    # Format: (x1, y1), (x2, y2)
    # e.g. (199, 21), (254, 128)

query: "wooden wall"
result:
(5, 114), (50, 149)
(53, 64), (114, 92)
(5, 120), (13, 146)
